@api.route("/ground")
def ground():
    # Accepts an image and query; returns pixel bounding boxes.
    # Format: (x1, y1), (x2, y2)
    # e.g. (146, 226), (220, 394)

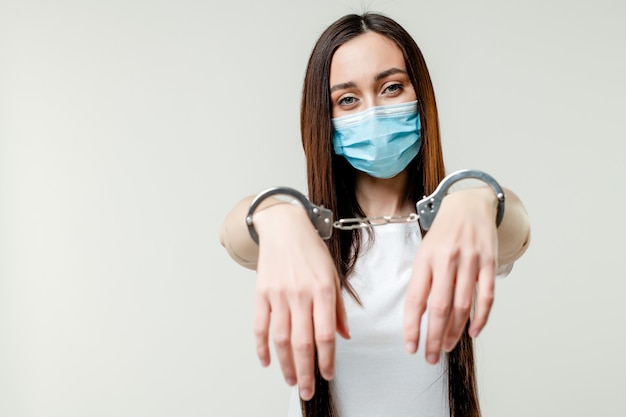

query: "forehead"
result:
(330, 32), (406, 84)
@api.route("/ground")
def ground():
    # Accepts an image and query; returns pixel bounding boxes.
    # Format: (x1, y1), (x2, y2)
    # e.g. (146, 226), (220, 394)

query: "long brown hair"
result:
(300, 13), (480, 417)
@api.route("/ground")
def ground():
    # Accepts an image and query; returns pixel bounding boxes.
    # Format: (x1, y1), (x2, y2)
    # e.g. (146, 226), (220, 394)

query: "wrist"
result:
(446, 187), (499, 218)
(246, 187), (333, 244)
(254, 203), (329, 247)
(416, 169), (505, 230)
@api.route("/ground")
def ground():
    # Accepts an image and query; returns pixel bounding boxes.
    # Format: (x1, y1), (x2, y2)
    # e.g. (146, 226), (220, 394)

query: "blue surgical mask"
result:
(332, 100), (422, 179)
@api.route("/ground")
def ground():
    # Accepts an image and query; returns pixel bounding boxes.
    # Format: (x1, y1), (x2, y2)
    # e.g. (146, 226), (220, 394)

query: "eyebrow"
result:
(329, 67), (408, 94)
(375, 67), (407, 81)
(330, 81), (356, 94)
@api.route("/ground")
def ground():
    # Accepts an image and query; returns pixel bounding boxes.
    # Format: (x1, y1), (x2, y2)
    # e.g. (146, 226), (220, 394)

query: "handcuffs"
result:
(246, 169), (505, 244)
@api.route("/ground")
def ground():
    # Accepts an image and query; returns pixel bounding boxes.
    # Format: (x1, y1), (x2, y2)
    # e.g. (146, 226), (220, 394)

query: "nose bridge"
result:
(362, 92), (380, 110)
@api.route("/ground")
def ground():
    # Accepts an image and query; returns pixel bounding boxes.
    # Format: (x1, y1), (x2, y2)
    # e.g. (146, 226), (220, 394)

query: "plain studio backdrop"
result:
(1, 0), (624, 416)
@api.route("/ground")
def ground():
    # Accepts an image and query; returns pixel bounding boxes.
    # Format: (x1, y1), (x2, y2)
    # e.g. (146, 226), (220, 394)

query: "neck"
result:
(354, 170), (413, 217)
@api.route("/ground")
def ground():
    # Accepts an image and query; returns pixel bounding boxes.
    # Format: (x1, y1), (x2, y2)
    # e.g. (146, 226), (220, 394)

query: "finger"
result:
(291, 297), (315, 401)
(404, 257), (432, 354)
(442, 254), (479, 352)
(271, 297), (297, 386)
(254, 293), (271, 367)
(469, 260), (496, 338)
(425, 260), (457, 364)
(313, 281), (339, 382)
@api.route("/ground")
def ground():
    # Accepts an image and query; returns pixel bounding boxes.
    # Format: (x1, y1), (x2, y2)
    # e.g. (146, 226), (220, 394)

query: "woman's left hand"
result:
(403, 188), (499, 364)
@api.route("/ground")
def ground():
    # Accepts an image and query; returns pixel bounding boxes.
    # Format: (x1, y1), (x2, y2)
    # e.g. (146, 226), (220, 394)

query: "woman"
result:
(219, 13), (530, 417)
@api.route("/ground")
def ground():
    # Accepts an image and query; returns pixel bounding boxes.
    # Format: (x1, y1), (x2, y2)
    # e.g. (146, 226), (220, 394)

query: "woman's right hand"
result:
(251, 203), (350, 401)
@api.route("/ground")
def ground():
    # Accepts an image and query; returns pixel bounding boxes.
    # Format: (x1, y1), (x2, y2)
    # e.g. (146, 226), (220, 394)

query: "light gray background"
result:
(1, 0), (624, 416)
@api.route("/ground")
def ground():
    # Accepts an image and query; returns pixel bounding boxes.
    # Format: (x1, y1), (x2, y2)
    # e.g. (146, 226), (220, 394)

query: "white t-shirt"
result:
(287, 221), (512, 416)
(289, 222), (448, 417)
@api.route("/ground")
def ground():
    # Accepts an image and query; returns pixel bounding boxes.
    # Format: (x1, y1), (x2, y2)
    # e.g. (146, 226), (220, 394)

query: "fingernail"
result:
(300, 388), (312, 400)
(259, 358), (269, 367)
(405, 341), (417, 354)
(286, 377), (296, 386)
(470, 328), (480, 338)
(427, 353), (439, 364)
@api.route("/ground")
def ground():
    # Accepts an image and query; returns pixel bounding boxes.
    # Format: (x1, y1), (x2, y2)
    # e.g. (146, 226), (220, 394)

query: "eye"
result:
(338, 96), (359, 107)
(383, 83), (403, 95)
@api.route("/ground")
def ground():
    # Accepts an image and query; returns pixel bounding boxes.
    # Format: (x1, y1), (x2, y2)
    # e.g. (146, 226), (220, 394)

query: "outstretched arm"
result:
(219, 195), (285, 270)
(492, 187), (531, 266)
(404, 186), (530, 363)
(219, 196), (350, 401)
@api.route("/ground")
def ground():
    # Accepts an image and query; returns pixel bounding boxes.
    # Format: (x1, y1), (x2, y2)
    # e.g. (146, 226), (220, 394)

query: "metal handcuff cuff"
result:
(246, 169), (505, 244)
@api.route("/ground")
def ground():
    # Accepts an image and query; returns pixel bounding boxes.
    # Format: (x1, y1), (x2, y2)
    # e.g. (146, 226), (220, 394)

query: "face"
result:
(329, 31), (417, 118)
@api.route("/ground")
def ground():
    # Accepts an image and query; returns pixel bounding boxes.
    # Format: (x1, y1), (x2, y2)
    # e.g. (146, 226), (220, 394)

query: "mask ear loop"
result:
(246, 187), (333, 245)
(416, 169), (506, 231)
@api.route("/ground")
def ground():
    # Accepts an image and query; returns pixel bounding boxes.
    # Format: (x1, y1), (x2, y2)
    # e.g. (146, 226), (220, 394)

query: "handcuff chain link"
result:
(333, 213), (419, 230)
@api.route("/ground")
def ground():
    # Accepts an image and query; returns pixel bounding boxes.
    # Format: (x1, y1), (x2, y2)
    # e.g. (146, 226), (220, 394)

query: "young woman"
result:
(220, 13), (530, 417)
